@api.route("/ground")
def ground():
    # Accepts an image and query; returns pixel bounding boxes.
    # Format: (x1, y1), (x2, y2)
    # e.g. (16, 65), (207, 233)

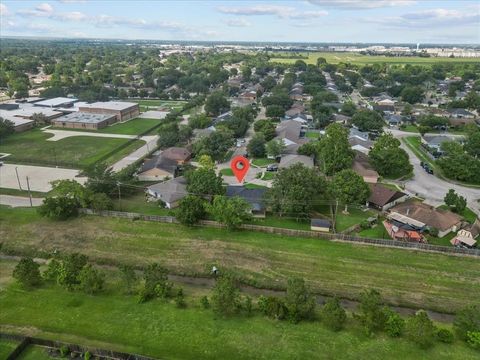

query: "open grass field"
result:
(53, 118), (162, 136)
(0, 339), (18, 359)
(0, 129), (144, 168)
(1, 207), (479, 314)
(268, 51), (480, 66)
(17, 346), (53, 360)
(1, 275), (478, 360)
(134, 99), (187, 112)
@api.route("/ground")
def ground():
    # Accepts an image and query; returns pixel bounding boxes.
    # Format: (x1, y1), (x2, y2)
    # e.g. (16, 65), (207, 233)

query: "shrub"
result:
(384, 308), (405, 337)
(84, 351), (92, 360)
(437, 328), (454, 344)
(200, 296), (210, 309)
(60, 345), (70, 357)
(77, 265), (105, 295)
(43, 259), (61, 282)
(285, 277), (316, 323)
(258, 295), (288, 320)
(175, 288), (186, 308)
(454, 305), (480, 340)
(467, 331), (480, 349)
(320, 297), (347, 331)
(359, 220), (371, 230)
(354, 289), (387, 336)
(13, 257), (42, 288)
(211, 274), (240, 316)
(243, 296), (253, 316)
(405, 310), (436, 349)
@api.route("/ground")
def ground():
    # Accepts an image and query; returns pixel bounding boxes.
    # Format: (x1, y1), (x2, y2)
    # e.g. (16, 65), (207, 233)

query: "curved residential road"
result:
(386, 129), (480, 216)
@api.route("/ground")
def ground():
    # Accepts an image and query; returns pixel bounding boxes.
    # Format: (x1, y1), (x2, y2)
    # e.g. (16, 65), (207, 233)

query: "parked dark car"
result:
(266, 164), (278, 172)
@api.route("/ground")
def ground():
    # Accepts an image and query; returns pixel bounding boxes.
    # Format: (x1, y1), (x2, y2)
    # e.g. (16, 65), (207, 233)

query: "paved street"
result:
(386, 128), (480, 216)
(0, 194), (44, 207)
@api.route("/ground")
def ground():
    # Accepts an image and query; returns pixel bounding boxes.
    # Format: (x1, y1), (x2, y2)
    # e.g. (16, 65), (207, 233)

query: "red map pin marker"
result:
(230, 155), (250, 183)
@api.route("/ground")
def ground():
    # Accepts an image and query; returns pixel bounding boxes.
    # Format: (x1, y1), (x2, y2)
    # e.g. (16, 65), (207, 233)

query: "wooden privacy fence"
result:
(0, 332), (157, 360)
(79, 209), (480, 257)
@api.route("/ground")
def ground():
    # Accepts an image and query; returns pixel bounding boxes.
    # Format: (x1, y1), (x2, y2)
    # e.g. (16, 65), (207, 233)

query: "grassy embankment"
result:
(1, 207), (479, 314)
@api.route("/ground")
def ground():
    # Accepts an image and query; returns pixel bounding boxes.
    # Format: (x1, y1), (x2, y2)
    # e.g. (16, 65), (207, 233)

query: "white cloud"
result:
(217, 4), (328, 19)
(307, 0), (416, 9)
(223, 18), (252, 27)
(366, 7), (480, 28)
(36, 3), (54, 14)
(0, 4), (10, 16)
(57, 0), (87, 3)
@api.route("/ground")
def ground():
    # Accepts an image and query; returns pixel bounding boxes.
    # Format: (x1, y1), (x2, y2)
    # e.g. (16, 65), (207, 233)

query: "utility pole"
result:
(15, 167), (23, 190)
(26, 176), (33, 207)
(117, 181), (121, 210)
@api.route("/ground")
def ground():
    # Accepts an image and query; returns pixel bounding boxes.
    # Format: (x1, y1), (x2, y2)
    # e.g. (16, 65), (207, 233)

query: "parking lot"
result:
(0, 163), (87, 192)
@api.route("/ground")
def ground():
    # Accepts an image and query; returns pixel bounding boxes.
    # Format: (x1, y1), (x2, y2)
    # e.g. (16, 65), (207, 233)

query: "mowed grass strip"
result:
(1, 207), (479, 313)
(268, 51), (480, 66)
(0, 129), (144, 167)
(1, 279), (478, 360)
(53, 118), (162, 135)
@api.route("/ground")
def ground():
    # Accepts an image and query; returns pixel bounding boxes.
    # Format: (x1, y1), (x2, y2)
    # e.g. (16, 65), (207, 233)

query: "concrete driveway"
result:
(110, 135), (158, 172)
(0, 164), (87, 192)
(0, 194), (43, 207)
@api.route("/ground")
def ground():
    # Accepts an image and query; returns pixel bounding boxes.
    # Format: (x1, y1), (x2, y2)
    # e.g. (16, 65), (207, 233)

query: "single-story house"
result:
(333, 114), (351, 125)
(161, 147), (191, 164)
(145, 177), (187, 209)
(352, 152), (379, 184)
(447, 108), (475, 119)
(386, 114), (403, 127)
(279, 154), (314, 169)
(389, 200), (462, 238)
(451, 219), (479, 248)
(421, 135), (460, 153)
(213, 111), (232, 124)
(138, 154), (179, 181)
(226, 185), (266, 218)
(349, 137), (373, 155)
(311, 219), (331, 232)
(367, 183), (408, 211)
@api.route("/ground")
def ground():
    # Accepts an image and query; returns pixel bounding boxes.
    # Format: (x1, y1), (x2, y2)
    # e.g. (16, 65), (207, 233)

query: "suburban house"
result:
(386, 114), (403, 127)
(138, 147), (190, 181)
(447, 108), (475, 119)
(374, 98), (395, 113)
(367, 183), (408, 211)
(451, 219), (479, 248)
(421, 135), (460, 154)
(193, 126), (216, 140)
(78, 101), (140, 121)
(349, 136), (373, 155)
(213, 111), (232, 124)
(333, 114), (351, 125)
(352, 152), (379, 184)
(311, 219), (331, 232)
(275, 120), (306, 154)
(285, 103), (305, 118)
(388, 200), (462, 238)
(226, 185), (266, 218)
(279, 154), (314, 169)
(239, 90), (257, 102)
(145, 177), (187, 209)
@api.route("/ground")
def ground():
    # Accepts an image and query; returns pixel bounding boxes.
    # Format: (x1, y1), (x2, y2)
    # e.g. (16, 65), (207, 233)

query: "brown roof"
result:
(368, 184), (406, 207)
(352, 151), (379, 178)
(389, 200), (462, 231)
(161, 147), (191, 162)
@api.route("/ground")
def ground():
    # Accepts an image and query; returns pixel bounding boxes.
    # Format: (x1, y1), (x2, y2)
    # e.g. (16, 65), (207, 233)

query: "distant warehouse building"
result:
(52, 112), (117, 130)
(78, 101), (140, 121)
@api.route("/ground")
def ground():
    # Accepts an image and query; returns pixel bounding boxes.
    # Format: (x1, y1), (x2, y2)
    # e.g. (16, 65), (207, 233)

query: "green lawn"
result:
(244, 183), (268, 190)
(220, 168), (234, 176)
(0, 129), (144, 168)
(306, 131), (320, 139)
(401, 125), (419, 133)
(1, 207), (480, 313)
(269, 51), (480, 66)
(0, 339), (18, 359)
(99, 118), (161, 135)
(251, 158), (275, 167)
(112, 193), (174, 216)
(403, 136), (436, 169)
(426, 232), (457, 247)
(357, 223), (389, 239)
(17, 346), (53, 360)
(248, 215), (310, 230)
(2, 275), (478, 360)
(261, 171), (276, 180)
(0, 187), (47, 198)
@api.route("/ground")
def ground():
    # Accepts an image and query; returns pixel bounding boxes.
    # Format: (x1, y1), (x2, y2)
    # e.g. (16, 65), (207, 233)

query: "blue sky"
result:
(1, 1), (479, 43)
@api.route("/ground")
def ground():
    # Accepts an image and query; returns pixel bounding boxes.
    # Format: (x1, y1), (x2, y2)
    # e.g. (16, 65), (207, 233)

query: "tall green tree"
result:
(267, 163), (325, 217)
(205, 91), (230, 116)
(351, 110), (384, 132)
(0, 117), (15, 139)
(454, 305), (480, 341)
(176, 195), (206, 226)
(369, 133), (412, 178)
(247, 133), (266, 158)
(185, 167), (224, 199)
(330, 169), (370, 213)
(209, 196), (252, 230)
(355, 289), (387, 336)
(318, 123), (354, 175)
(320, 297), (347, 331)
